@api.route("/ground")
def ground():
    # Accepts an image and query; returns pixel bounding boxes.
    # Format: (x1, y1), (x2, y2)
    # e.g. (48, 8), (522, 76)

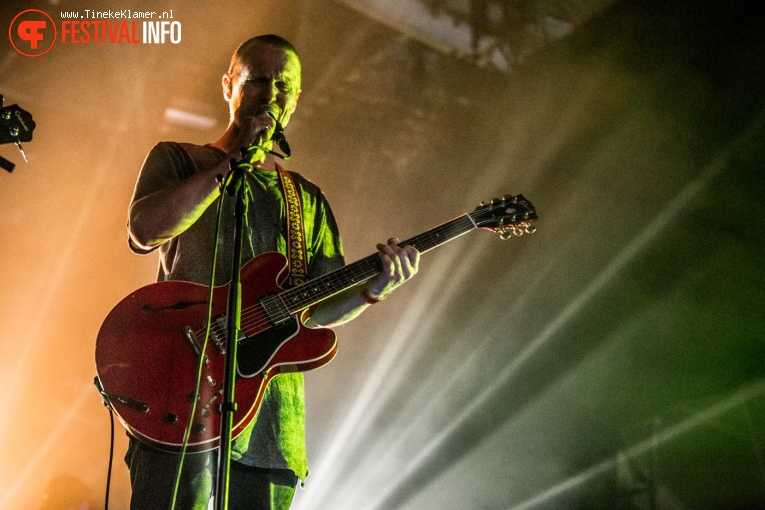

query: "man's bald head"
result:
(228, 34), (302, 86)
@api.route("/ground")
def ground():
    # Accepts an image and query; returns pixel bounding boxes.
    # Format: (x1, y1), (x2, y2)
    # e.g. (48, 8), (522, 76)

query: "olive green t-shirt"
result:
(129, 142), (345, 480)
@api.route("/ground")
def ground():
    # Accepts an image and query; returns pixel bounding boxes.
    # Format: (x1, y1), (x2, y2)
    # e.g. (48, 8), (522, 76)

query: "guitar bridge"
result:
(210, 317), (227, 354)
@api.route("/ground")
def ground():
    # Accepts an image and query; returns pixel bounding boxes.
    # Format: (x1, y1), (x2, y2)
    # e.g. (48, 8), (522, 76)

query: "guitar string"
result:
(190, 257), (380, 343)
(224, 200), (527, 329)
(190, 214), (481, 347)
(190, 256), (380, 343)
(191, 197), (540, 345)
(227, 221), (463, 329)
(196, 199), (528, 344)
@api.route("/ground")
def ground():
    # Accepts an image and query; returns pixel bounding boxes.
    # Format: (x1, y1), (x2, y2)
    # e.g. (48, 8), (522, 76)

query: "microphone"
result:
(255, 104), (291, 159)
(254, 103), (277, 118)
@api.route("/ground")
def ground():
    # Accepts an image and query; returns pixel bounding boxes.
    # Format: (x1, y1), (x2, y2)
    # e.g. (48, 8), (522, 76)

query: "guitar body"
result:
(95, 252), (337, 453)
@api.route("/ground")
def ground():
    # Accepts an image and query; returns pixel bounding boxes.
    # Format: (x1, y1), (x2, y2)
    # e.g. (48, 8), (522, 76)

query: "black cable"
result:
(105, 403), (114, 510)
(93, 376), (114, 510)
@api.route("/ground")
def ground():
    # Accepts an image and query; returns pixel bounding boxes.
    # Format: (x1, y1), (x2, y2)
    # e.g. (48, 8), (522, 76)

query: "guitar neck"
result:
(280, 214), (476, 314)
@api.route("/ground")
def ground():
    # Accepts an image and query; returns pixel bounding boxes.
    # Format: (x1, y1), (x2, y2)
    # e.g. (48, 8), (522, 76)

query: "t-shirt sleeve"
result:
(126, 142), (188, 254)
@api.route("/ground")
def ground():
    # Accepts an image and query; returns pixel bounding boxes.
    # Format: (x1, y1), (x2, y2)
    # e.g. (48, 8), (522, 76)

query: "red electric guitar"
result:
(95, 194), (537, 452)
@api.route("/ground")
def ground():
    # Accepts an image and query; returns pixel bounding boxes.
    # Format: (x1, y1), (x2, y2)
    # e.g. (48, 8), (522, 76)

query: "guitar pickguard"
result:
(237, 316), (300, 378)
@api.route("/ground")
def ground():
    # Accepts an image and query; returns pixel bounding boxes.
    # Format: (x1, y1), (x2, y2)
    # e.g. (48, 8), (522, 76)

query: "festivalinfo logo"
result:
(9, 8), (182, 57)
(9, 9), (56, 57)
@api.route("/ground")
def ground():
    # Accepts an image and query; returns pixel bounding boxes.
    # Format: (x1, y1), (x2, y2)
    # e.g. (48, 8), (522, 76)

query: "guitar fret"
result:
(403, 215), (474, 253)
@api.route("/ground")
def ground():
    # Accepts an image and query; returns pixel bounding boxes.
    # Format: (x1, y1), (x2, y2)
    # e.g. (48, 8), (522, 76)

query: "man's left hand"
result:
(364, 238), (420, 300)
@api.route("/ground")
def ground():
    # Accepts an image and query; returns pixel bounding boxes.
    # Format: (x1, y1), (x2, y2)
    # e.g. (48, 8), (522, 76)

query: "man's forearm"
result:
(304, 285), (374, 328)
(305, 240), (419, 328)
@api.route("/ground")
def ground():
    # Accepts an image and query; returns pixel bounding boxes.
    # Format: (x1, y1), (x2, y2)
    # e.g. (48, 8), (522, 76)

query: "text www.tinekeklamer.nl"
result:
(58, 9), (181, 44)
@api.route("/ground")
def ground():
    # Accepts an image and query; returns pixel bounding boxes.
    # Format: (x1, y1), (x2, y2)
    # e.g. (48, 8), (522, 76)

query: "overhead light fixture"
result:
(163, 107), (217, 130)
(163, 97), (218, 130)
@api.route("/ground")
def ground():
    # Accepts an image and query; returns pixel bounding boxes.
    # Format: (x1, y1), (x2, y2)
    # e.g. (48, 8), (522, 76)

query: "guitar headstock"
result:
(470, 194), (538, 240)
(0, 103), (36, 145)
(0, 96), (36, 172)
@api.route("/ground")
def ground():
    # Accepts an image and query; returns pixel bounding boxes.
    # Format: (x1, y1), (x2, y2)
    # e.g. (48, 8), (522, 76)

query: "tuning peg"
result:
(515, 221), (536, 234)
(497, 225), (523, 240)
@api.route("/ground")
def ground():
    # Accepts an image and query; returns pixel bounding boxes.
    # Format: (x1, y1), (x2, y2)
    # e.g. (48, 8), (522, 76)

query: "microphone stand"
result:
(214, 152), (249, 510)
(214, 133), (289, 510)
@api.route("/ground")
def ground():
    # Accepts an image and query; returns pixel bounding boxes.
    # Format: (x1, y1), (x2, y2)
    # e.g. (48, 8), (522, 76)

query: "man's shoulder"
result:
(147, 141), (225, 175)
(150, 141), (220, 156)
(172, 141), (223, 160)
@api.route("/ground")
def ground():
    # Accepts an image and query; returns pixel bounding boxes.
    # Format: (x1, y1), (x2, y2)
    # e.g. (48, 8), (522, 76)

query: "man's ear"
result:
(291, 90), (301, 114)
(222, 73), (233, 101)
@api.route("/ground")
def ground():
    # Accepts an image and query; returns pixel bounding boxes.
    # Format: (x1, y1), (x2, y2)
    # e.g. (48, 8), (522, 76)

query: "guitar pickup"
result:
(183, 326), (210, 364)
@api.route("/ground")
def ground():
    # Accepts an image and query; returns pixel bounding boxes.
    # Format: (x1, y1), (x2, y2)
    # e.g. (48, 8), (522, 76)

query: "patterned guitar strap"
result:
(276, 163), (309, 287)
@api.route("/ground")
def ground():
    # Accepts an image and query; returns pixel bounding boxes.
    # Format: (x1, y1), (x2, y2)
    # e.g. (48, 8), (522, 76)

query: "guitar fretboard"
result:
(276, 214), (476, 315)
